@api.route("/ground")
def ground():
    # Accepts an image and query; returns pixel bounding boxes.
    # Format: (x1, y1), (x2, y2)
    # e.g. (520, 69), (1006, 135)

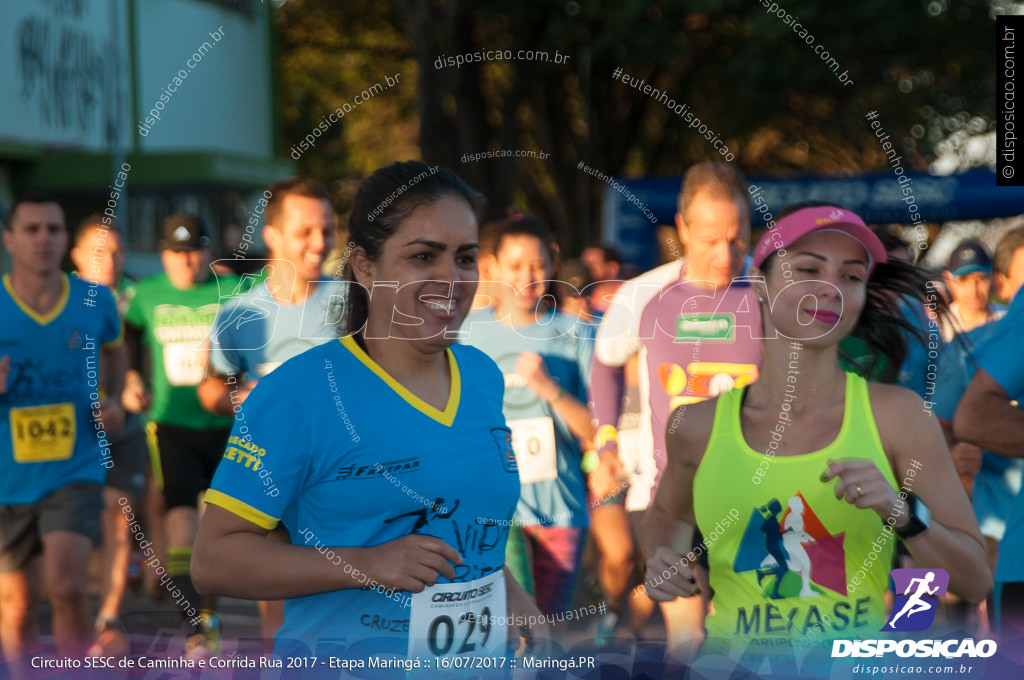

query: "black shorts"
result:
(0, 481), (104, 572)
(147, 422), (231, 510)
(106, 412), (148, 499)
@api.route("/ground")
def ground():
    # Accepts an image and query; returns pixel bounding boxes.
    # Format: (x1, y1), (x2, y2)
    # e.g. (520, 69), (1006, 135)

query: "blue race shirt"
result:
(461, 307), (592, 529)
(934, 318), (1022, 542)
(206, 336), (520, 656)
(973, 291), (1024, 582)
(897, 296), (941, 399)
(0, 274), (121, 503)
(209, 278), (348, 379)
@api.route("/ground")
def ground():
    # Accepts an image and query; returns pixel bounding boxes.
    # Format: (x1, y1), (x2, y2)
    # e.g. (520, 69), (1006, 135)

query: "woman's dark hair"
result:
(876, 228), (912, 259)
(345, 161), (484, 334)
(763, 201), (950, 372)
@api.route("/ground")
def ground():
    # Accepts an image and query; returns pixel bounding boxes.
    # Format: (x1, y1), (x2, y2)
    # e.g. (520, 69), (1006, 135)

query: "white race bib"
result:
(256, 361), (283, 378)
(616, 424), (641, 474)
(621, 426), (658, 513)
(163, 342), (208, 386)
(508, 417), (557, 484)
(408, 571), (507, 659)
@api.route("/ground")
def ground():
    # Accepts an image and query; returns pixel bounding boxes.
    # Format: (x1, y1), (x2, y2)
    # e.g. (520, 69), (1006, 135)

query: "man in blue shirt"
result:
(69, 214), (146, 656)
(954, 228), (1024, 639)
(0, 193), (124, 669)
(939, 239), (1004, 342)
(936, 232), (1023, 543)
(200, 177), (345, 413)
(198, 177), (345, 643)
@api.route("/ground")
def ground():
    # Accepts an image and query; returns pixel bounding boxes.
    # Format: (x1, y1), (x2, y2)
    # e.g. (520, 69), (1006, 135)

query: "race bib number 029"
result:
(10, 403), (76, 463)
(409, 571), (507, 659)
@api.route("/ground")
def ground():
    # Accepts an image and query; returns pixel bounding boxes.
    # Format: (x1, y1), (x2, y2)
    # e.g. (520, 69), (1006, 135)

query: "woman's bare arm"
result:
(642, 400), (715, 601)
(829, 384), (993, 604)
(192, 505), (462, 599)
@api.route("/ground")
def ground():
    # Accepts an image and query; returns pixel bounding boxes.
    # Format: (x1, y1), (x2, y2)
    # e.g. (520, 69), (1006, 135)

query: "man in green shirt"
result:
(125, 214), (238, 657)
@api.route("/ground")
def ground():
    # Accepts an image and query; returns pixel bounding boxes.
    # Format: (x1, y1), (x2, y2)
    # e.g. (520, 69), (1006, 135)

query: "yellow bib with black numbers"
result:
(9, 403), (76, 463)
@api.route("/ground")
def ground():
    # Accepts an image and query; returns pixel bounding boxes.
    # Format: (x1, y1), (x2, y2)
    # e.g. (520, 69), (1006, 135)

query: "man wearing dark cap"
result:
(936, 229), (1024, 637)
(124, 214), (240, 657)
(941, 239), (1001, 342)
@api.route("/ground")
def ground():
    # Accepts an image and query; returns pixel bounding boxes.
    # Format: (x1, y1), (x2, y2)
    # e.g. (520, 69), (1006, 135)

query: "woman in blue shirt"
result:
(193, 162), (542, 671)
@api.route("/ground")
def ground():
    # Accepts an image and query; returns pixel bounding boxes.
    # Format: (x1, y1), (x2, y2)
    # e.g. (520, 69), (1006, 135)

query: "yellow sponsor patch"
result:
(222, 435), (266, 470)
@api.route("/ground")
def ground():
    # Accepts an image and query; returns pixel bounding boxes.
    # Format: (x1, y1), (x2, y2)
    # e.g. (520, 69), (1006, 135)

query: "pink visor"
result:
(752, 206), (887, 274)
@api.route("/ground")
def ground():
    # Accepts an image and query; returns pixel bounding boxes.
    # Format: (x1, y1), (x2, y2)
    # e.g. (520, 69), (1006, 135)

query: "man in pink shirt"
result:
(589, 162), (763, 660)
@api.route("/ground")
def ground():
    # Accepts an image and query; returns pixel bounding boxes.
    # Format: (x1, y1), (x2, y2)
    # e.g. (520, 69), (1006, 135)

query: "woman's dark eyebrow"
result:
(403, 238), (447, 249)
(793, 251), (867, 266)
(403, 239), (479, 252)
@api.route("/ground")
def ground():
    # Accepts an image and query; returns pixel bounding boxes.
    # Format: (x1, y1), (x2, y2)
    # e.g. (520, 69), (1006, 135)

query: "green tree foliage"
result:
(276, 0), (997, 253)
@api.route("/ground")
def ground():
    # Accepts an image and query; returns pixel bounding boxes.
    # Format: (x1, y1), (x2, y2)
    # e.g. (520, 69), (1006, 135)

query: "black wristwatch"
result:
(894, 492), (931, 540)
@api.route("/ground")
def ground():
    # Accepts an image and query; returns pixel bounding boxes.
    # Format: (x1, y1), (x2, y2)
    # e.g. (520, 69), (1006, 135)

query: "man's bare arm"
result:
(954, 369), (1024, 458)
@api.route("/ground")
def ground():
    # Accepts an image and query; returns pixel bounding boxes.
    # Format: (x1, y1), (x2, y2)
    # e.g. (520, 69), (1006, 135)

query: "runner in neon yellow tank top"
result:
(644, 203), (992, 673)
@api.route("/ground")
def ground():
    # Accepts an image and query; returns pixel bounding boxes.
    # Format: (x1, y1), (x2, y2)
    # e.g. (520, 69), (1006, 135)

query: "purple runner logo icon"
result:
(882, 568), (949, 632)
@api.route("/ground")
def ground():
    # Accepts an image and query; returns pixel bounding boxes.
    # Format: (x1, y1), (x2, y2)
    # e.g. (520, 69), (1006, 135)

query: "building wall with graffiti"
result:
(0, 0), (291, 276)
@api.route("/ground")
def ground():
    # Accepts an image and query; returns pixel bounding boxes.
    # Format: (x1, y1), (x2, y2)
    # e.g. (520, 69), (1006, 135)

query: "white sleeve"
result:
(594, 260), (682, 367)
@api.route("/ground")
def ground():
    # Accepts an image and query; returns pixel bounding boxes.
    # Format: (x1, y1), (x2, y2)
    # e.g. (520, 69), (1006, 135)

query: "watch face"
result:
(916, 496), (931, 528)
(896, 494), (930, 540)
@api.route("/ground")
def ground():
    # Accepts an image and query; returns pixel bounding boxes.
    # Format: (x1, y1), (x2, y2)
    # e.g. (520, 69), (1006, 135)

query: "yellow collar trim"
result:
(3, 273), (69, 325)
(339, 335), (461, 427)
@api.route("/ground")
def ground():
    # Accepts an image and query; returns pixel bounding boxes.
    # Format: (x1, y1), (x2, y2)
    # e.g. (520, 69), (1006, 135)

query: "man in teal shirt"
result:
(460, 216), (593, 618)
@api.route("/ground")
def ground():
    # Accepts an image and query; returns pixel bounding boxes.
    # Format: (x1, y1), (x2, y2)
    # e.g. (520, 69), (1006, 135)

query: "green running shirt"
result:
(125, 272), (238, 430)
(694, 372), (899, 656)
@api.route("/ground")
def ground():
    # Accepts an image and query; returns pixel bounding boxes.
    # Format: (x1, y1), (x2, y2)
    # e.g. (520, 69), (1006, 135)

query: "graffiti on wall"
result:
(16, 0), (119, 142)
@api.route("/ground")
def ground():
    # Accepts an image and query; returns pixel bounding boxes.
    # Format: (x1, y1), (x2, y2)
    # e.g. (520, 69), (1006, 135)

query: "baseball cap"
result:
(159, 213), (209, 251)
(946, 239), (992, 277)
(753, 205), (888, 275)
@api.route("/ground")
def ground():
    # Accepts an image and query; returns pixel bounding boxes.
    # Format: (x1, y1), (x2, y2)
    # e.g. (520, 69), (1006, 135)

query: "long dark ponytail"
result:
(856, 258), (948, 371)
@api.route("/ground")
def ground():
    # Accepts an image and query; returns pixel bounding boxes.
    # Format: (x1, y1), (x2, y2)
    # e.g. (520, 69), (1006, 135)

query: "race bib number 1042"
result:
(10, 403), (76, 463)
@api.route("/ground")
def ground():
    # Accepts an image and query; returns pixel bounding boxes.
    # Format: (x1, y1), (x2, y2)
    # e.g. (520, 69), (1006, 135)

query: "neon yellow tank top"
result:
(693, 372), (899, 654)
